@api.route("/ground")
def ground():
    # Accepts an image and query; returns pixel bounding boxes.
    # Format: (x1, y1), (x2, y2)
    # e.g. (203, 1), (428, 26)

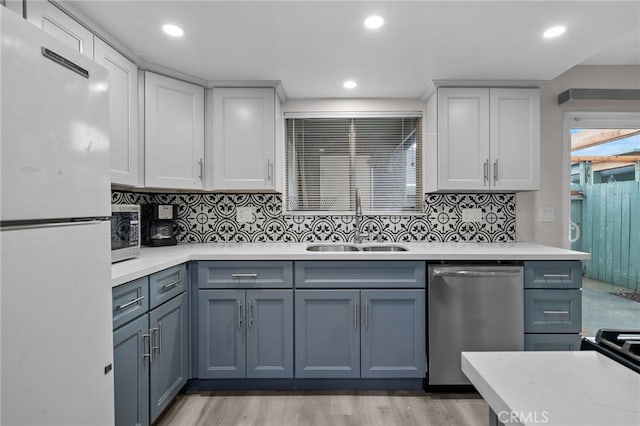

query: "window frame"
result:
(283, 111), (424, 216)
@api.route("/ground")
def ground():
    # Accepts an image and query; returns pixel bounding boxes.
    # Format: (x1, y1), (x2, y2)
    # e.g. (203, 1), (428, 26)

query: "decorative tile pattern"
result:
(112, 191), (516, 243)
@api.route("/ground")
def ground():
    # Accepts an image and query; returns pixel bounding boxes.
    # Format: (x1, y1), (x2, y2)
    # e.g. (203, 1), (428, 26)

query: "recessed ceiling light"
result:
(162, 24), (184, 38)
(364, 15), (384, 30)
(543, 25), (566, 39)
(343, 80), (357, 89)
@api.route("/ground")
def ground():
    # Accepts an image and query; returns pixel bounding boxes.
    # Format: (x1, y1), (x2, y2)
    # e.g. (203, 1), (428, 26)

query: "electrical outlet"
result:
(461, 208), (482, 222)
(538, 207), (555, 223)
(236, 206), (254, 224)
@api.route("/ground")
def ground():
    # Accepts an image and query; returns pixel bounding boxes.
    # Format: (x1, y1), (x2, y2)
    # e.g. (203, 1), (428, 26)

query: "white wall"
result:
(516, 65), (640, 247)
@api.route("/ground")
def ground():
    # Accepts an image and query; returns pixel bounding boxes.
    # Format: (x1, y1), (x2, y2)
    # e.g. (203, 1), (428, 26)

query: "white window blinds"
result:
(285, 115), (422, 213)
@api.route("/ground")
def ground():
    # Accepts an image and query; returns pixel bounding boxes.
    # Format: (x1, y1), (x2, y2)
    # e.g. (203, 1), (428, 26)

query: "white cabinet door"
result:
(145, 72), (204, 190)
(24, 0), (94, 59)
(211, 88), (275, 190)
(490, 88), (540, 191)
(94, 39), (141, 186)
(436, 88), (490, 190)
(428, 87), (540, 192)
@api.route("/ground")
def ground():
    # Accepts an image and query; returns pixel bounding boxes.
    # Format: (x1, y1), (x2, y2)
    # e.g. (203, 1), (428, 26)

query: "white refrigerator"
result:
(1, 7), (114, 425)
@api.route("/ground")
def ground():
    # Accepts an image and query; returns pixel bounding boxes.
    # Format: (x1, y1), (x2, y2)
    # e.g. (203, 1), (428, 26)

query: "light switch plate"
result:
(461, 208), (483, 222)
(236, 206), (254, 224)
(538, 207), (555, 223)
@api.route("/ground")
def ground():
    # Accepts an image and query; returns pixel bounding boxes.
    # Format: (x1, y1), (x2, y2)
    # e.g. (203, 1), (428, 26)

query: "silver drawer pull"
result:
(231, 273), (258, 279)
(542, 274), (571, 280)
(161, 279), (180, 291)
(543, 310), (570, 316)
(116, 296), (145, 311)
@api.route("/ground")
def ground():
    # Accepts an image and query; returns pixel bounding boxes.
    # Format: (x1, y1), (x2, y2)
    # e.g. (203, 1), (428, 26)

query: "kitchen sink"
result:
(360, 245), (408, 252)
(305, 244), (408, 252)
(306, 244), (360, 252)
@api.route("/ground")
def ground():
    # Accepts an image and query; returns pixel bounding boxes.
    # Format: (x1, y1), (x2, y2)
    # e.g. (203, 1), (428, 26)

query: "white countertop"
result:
(111, 242), (590, 287)
(461, 351), (640, 426)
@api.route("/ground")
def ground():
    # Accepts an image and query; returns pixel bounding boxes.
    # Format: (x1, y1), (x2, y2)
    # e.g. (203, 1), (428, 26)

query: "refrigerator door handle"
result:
(41, 47), (89, 78)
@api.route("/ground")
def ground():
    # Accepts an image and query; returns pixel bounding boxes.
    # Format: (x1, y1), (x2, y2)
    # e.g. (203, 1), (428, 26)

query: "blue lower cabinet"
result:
(246, 290), (294, 378)
(149, 293), (189, 422)
(295, 290), (360, 379)
(113, 266), (189, 426)
(524, 333), (582, 351)
(294, 289), (426, 379)
(199, 289), (294, 379)
(113, 314), (150, 426)
(361, 290), (426, 378)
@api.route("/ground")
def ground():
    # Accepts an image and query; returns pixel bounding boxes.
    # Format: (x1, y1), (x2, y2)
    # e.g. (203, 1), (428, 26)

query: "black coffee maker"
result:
(142, 204), (179, 246)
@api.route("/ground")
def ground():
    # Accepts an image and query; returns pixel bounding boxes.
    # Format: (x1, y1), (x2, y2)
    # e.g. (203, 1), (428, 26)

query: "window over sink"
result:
(285, 114), (422, 214)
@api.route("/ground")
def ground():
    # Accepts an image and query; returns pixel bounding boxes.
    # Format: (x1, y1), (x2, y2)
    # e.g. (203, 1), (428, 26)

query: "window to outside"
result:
(285, 115), (422, 214)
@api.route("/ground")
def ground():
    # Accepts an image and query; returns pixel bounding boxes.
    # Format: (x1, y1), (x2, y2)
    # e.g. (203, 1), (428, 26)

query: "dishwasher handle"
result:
(431, 268), (522, 278)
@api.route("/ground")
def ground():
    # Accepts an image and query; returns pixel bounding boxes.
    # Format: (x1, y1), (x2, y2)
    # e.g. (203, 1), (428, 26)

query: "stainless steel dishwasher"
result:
(428, 265), (524, 385)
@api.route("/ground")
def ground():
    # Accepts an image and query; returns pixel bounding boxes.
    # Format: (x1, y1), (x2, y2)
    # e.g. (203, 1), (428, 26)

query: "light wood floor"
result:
(156, 391), (488, 426)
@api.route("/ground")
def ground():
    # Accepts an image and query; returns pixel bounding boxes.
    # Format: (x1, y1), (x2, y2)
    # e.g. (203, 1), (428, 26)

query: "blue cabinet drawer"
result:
(112, 277), (149, 330)
(149, 264), (186, 309)
(525, 334), (581, 351)
(295, 261), (426, 289)
(524, 261), (582, 289)
(524, 289), (582, 333)
(198, 261), (293, 289)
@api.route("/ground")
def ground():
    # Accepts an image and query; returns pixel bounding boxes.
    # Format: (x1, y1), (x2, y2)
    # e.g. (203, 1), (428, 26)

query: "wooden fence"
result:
(572, 181), (639, 291)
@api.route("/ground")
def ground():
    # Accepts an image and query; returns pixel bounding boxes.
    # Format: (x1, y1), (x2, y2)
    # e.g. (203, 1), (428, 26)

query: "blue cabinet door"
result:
(295, 290), (360, 378)
(113, 314), (149, 426)
(360, 290), (426, 378)
(198, 289), (246, 378)
(246, 290), (294, 378)
(149, 293), (188, 422)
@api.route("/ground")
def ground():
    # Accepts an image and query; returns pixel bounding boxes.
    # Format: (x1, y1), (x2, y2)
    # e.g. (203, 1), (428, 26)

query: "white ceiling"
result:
(66, 0), (640, 99)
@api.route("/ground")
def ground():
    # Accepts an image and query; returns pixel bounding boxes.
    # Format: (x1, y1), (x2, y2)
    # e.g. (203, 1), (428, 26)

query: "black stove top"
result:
(581, 329), (640, 374)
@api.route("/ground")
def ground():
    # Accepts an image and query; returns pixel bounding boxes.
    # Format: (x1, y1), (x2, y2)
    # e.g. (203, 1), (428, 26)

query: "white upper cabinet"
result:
(94, 39), (140, 187)
(22, 0), (94, 59)
(209, 88), (277, 191)
(425, 87), (539, 192)
(489, 88), (540, 191)
(145, 72), (204, 190)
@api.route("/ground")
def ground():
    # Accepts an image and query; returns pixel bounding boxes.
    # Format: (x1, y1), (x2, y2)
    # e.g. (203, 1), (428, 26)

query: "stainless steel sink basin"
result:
(306, 244), (360, 252)
(360, 245), (408, 252)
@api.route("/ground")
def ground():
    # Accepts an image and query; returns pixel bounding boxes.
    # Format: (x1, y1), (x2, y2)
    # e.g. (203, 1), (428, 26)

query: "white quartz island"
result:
(461, 351), (640, 426)
(112, 241), (590, 286)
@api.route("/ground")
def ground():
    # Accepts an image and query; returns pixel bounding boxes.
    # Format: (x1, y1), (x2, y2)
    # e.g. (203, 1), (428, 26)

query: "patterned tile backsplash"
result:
(112, 191), (516, 243)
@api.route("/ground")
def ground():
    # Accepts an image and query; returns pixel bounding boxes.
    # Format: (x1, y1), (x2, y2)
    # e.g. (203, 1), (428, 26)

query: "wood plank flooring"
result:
(156, 391), (488, 426)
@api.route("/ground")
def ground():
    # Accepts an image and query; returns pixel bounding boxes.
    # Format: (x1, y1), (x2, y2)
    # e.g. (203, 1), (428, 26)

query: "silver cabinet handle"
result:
(231, 273), (258, 279)
(116, 296), (144, 311)
(353, 301), (358, 329)
(157, 322), (162, 354)
(493, 159), (498, 185)
(364, 301), (369, 329)
(198, 158), (204, 181)
(542, 274), (571, 280)
(143, 332), (152, 364)
(267, 159), (273, 183)
(237, 301), (243, 329)
(248, 301), (254, 328)
(543, 310), (570, 316)
(150, 327), (160, 354)
(161, 279), (180, 291)
(483, 160), (489, 186)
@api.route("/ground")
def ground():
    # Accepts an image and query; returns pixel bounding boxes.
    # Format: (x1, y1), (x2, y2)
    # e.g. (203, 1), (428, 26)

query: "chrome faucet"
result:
(353, 188), (368, 244)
